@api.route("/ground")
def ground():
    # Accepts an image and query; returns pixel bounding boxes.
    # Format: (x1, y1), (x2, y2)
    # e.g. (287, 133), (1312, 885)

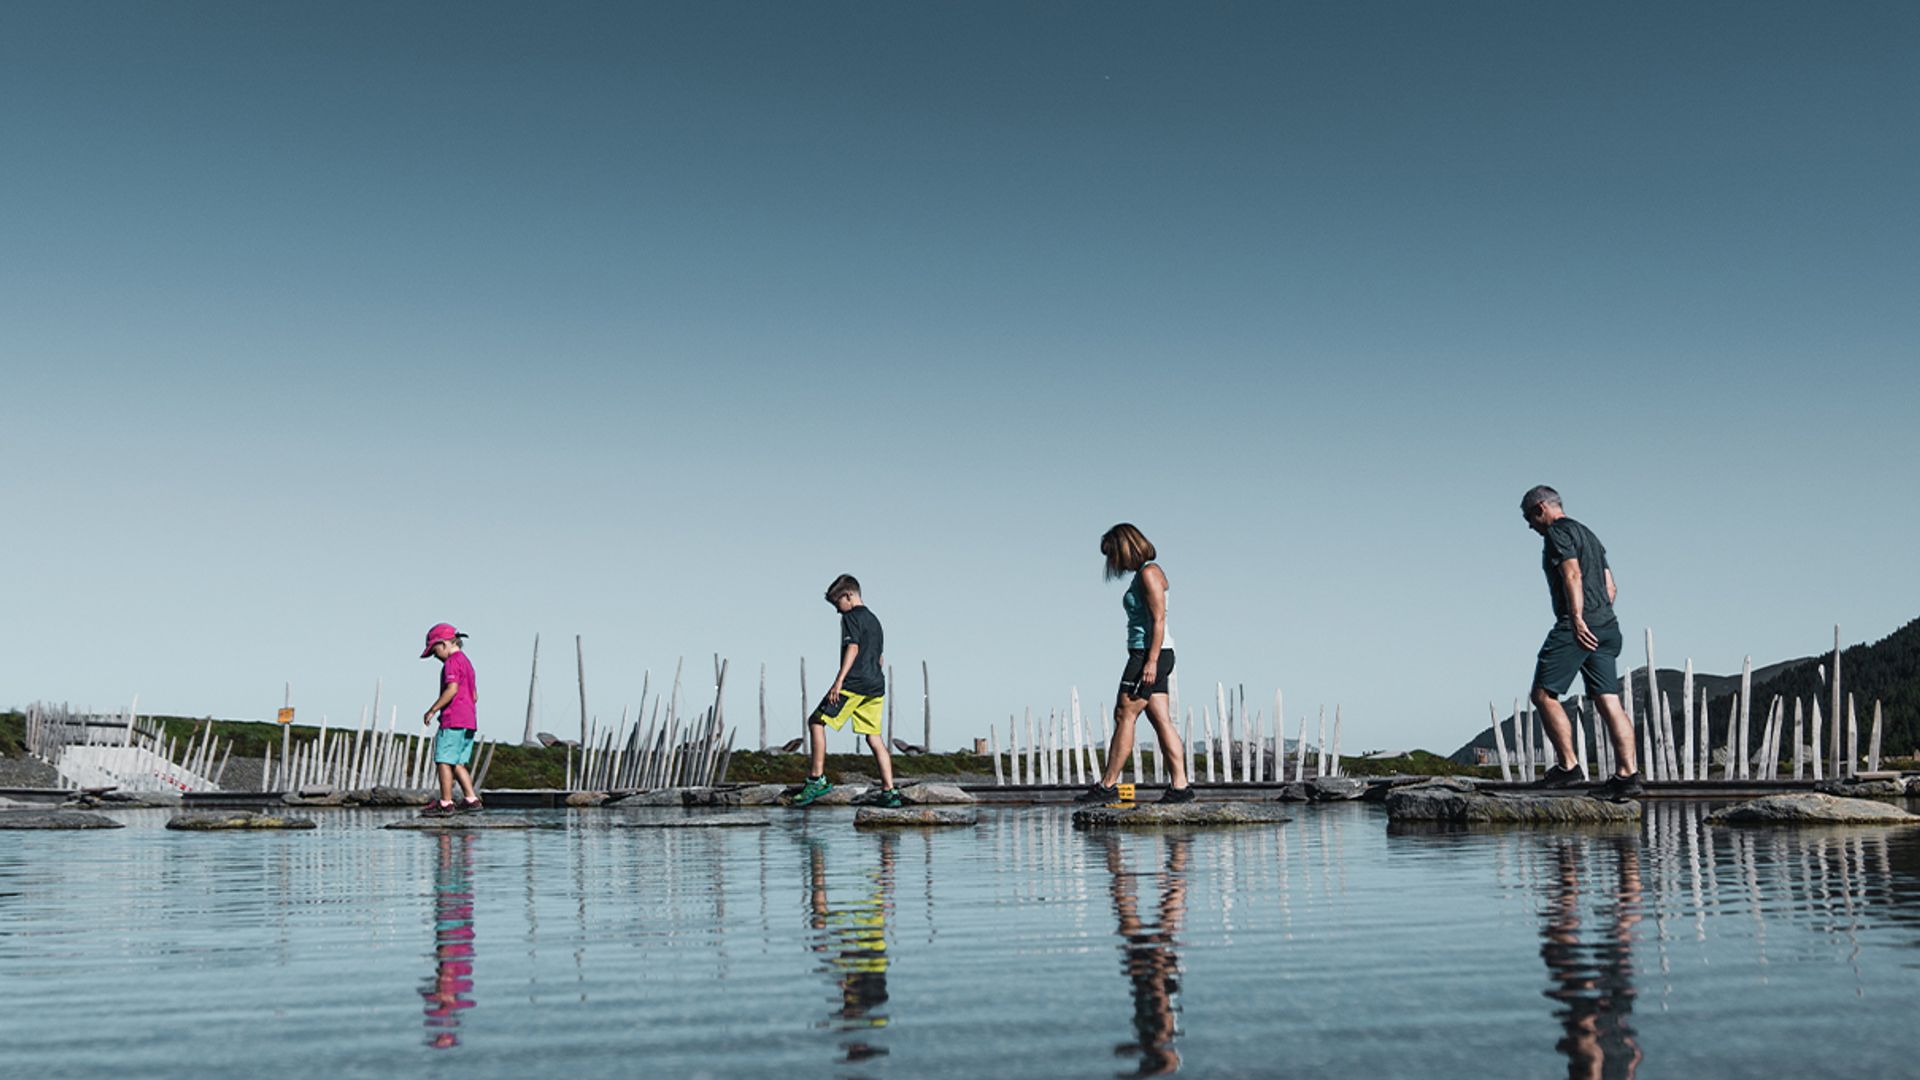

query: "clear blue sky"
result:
(4, 2), (1916, 754)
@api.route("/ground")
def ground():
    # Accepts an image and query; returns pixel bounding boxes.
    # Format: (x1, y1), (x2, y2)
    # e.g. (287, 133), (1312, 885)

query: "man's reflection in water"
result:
(421, 832), (477, 1049)
(1540, 837), (1642, 1080)
(1101, 833), (1190, 1077)
(805, 834), (897, 1065)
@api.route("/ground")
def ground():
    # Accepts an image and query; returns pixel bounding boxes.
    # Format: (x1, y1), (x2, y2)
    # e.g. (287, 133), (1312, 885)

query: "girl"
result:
(420, 623), (483, 816)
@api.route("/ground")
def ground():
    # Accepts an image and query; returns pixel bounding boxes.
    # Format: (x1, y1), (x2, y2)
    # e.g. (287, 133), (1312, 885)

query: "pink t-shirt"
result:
(438, 651), (478, 730)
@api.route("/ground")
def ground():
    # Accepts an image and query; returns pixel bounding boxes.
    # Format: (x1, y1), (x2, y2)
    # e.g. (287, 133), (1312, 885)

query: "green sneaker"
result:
(792, 775), (833, 806)
(874, 787), (905, 809)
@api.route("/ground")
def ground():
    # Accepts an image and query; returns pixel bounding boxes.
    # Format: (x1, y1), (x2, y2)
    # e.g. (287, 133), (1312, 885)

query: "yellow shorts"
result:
(811, 690), (884, 736)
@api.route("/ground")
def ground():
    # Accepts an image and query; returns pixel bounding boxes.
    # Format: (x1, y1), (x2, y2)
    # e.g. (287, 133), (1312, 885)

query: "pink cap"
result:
(420, 623), (461, 658)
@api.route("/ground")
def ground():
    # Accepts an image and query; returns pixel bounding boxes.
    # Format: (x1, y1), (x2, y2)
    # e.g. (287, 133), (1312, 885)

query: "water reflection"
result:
(1539, 837), (1642, 1080)
(1099, 834), (1190, 1077)
(805, 834), (897, 1066)
(421, 833), (477, 1049)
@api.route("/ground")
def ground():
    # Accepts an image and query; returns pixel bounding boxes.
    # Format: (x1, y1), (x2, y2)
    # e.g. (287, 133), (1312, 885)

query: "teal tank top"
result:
(1123, 570), (1175, 651)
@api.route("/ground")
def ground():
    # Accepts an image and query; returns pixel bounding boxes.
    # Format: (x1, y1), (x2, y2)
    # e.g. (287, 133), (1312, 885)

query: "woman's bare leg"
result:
(1100, 696), (1150, 787)
(1143, 692), (1189, 788)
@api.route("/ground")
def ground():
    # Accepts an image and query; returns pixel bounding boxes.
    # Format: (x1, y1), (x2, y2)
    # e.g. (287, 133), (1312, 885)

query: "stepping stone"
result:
(0, 810), (124, 830)
(855, 806), (978, 828)
(682, 784), (789, 807)
(1072, 802), (1291, 829)
(1814, 778), (1907, 798)
(1707, 793), (1920, 826)
(620, 815), (773, 828)
(1386, 786), (1640, 824)
(897, 783), (976, 806)
(623, 788), (699, 807)
(384, 816), (550, 830)
(566, 792), (609, 807)
(345, 787), (435, 807)
(168, 812), (317, 831)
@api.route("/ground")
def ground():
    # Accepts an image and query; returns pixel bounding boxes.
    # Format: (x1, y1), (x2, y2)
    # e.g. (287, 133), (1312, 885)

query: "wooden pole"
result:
(1490, 702), (1512, 781)
(1738, 656), (1753, 780)
(758, 662), (767, 751)
(1846, 693), (1859, 778)
(1697, 687), (1710, 781)
(922, 660), (932, 753)
(1869, 699), (1884, 774)
(1810, 698), (1825, 781)
(990, 726), (1004, 785)
(1722, 694), (1740, 781)
(1316, 705), (1328, 778)
(1793, 697), (1806, 780)
(799, 657), (809, 744)
(1294, 709), (1308, 782)
(1330, 707), (1342, 778)
(1574, 708), (1589, 781)
(1830, 627), (1843, 779)
(1622, 669), (1642, 779)
(575, 635), (589, 751)
(1681, 660), (1695, 781)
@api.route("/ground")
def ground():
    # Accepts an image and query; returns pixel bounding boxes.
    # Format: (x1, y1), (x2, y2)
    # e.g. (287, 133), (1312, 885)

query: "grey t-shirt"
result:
(1542, 517), (1615, 626)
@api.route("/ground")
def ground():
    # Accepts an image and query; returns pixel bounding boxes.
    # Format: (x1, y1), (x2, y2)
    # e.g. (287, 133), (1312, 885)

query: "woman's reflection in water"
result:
(421, 832), (477, 1049)
(1540, 836), (1642, 1080)
(1102, 833), (1190, 1077)
(805, 833), (897, 1065)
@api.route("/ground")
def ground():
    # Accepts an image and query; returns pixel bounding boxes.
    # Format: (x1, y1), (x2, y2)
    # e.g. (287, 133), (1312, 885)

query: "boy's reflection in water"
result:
(1540, 836), (1643, 1080)
(421, 832), (477, 1049)
(1101, 833), (1190, 1077)
(805, 834), (897, 1065)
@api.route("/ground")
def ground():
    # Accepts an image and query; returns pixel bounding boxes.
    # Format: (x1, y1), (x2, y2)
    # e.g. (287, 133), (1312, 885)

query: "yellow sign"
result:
(277, 707), (295, 725)
(1115, 783), (1136, 803)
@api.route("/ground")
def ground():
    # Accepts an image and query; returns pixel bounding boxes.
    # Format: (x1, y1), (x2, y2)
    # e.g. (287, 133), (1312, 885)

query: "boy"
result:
(420, 622), (484, 816)
(794, 575), (904, 808)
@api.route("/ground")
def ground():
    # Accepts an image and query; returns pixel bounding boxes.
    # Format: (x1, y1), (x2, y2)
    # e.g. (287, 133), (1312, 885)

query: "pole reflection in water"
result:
(1539, 836), (1642, 1080)
(422, 832), (478, 1049)
(805, 834), (897, 1065)
(1100, 833), (1190, 1078)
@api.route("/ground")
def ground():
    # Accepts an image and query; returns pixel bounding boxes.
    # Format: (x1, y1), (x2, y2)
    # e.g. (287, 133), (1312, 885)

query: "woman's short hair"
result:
(824, 574), (862, 603)
(1100, 523), (1156, 580)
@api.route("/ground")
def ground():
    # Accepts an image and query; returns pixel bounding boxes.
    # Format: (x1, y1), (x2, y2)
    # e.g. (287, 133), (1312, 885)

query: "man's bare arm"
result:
(1604, 568), (1617, 604)
(1559, 561), (1599, 651)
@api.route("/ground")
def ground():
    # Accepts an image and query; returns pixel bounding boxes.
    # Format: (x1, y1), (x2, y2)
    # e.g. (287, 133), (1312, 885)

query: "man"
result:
(1521, 486), (1642, 799)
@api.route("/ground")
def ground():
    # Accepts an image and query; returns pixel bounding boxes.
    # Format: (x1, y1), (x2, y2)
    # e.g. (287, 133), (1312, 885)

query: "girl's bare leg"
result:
(436, 762), (455, 804)
(452, 764), (478, 802)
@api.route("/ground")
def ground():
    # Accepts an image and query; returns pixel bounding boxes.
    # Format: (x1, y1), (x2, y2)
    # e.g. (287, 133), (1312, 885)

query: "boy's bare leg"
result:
(865, 733), (896, 789)
(1100, 697), (1149, 787)
(809, 721), (828, 778)
(436, 762), (455, 804)
(1144, 693), (1189, 788)
(452, 764), (478, 802)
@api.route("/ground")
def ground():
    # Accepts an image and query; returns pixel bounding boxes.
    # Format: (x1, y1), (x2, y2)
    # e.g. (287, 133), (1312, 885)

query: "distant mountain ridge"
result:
(1451, 617), (1920, 763)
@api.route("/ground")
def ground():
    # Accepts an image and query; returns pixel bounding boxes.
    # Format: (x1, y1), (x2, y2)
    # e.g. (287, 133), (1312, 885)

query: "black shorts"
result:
(1118, 649), (1175, 701)
(1532, 620), (1623, 698)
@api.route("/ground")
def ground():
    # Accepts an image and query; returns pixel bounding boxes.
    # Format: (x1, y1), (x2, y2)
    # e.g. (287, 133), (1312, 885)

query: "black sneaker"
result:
(1594, 772), (1645, 801)
(420, 800), (456, 818)
(1533, 764), (1583, 790)
(1158, 786), (1196, 804)
(1074, 783), (1119, 804)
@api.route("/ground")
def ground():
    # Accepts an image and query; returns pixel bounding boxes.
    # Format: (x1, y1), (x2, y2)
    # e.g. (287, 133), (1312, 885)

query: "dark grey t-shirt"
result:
(1542, 517), (1616, 626)
(839, 606), (886, 696)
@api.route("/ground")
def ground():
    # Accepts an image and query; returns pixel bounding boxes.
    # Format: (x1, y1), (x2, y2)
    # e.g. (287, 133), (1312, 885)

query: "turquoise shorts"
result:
(434, 726), (477, 767)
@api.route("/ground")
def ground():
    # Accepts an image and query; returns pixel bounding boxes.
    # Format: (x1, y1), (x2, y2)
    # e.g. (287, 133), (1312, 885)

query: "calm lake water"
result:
(5, 801), (1919, 1079)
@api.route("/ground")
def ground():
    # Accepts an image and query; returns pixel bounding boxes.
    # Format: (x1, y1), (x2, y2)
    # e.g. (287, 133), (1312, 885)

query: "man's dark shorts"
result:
(1119, 649), (1175, 701)
(1533, 620), (1622, 698)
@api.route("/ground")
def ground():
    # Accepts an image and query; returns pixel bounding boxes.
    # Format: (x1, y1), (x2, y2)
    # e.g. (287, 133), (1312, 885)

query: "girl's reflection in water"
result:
(805, 834), (897, 1066)
(422, 832), (477, 1049)
(1101, 833), (1190, 1077)
(1540, 836), (1642, 1080)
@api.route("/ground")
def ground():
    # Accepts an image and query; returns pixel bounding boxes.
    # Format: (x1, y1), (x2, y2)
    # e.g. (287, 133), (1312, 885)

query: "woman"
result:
(1077, 523), (1193, 803)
